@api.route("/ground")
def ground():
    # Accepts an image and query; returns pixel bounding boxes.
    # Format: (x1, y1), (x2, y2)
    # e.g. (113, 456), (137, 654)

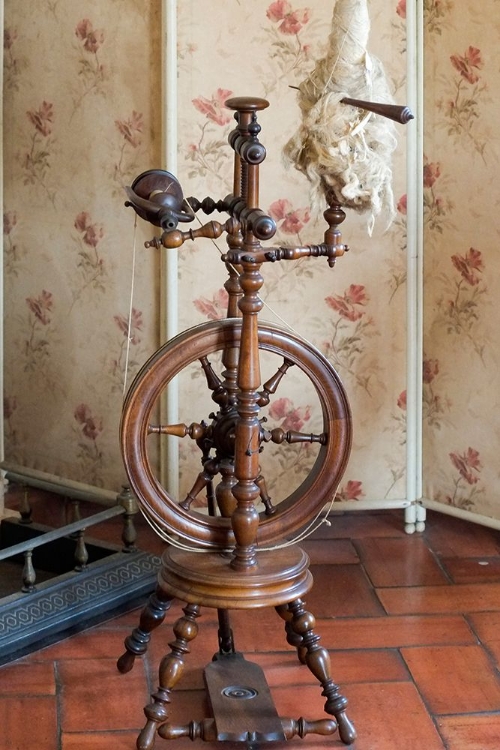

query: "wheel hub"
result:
(211, 408), (237, 458)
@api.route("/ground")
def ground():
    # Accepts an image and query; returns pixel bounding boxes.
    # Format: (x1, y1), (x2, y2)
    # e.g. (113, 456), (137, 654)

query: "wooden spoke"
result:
(200, 356), (229, 408)
(179, 459), (219, 511)
(256, 473), (276, 515)
(147, 422), (207, 439)
(263, 427), (327, 446)
(258, 358), (294, 406)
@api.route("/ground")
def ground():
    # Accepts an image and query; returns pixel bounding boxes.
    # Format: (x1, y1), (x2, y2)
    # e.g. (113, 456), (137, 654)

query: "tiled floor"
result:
(1, 491), (500, 749)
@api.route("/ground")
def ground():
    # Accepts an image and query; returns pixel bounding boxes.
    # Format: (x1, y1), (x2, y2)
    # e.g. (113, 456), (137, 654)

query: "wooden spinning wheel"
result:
(117, 95), (410, 749)
(121, 318), (351, 550)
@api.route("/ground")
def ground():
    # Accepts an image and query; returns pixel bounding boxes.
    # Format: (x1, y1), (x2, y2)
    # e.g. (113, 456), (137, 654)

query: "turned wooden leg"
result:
(137, 603), (201, 750)
(117, 585), (174, 674)
(275, 603), (307, 664)
(287, 598), (356, 745)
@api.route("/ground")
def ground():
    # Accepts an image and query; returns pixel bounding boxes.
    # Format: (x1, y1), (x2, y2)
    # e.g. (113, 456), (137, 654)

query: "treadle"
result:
(204, 652), (286, 743)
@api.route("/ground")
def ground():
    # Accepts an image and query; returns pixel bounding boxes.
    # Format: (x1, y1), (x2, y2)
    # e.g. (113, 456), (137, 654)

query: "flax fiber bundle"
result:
(284, 0), (397, 231)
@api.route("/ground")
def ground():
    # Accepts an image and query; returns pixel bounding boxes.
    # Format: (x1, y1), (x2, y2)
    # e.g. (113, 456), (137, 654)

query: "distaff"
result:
(284, 0), (413, 231)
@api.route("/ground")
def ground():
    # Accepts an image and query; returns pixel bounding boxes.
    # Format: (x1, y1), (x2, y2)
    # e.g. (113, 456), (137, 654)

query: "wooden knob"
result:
(225, 96), (269, 112)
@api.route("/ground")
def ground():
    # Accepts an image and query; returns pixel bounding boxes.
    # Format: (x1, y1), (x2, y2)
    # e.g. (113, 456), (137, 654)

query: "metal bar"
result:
(1, 463), (117, 505)
(404, 0), (424, 532)
(0, 505), (125, 561)
(423, 498), (500, 532)
(328, 498), (411, 513)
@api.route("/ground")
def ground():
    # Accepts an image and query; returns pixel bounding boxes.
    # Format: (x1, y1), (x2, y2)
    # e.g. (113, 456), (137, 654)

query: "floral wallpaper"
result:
(3, 0), (161, 489)
(174, 0), (409, 504)
(2, 0), (409, 503)
(420, 0), (500, 520)
(4, 1), (499, 525)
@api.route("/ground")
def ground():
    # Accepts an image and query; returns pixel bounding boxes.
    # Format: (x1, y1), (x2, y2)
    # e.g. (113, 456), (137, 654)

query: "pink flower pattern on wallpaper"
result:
(115, 111), (144, 148)
(263, 396), (315, 497)
(74, 403), (103, 441)
(114, 308), (144, 346)
(4, 27), (17, 51)
(3, 210), (23, 276)
(323, 284), (377, 394)
(71, 18), (107, 119)
(75, 18), (104, 54)
(262, 200), (313, 300)
(114, 111), (144, 188)
(387, 192), (408, 301)
(262, 1), (312, 95)
(441, 45), (487, 159)
(11, 0), (491, 512)
(4, 26), (23, 91)
(422, 157), (453, 234)
(268, 199), (310, 240)
(71, 212), (107, 306)
(187, 89), (233, 183)
(424, 0), (453, 36)
(111, 307), (145, 392)
(335, 480), (364, 502)
(437, 247), (487, 361)
(451, 247), (483, 286)
(24, 290), (54, 371)
(450, 45), (482, 85)
(388, 186), (410, 302)
(266, 1), (310, 34)
(392, 389), (407, 448)
(4, 395), (17, 420)
(450, 447), (481, 484)
(3, 2), (165, 490)
(21, 101), (56, 205)
(326, 284), (368, 322)
(268, 397), (311, 432)
(391, 0), (407, 54)
(193, 289), (229, 320)
(74, 403), (104, 486)
(4, 210), (17, 236)
(443, 447), (484, 510)
(422, 357), (449, 428)
(26, 289), (53, 325)
(3, 396), (19, 452)
(423, 161), (441, 188)
(192, 88), (233, 127)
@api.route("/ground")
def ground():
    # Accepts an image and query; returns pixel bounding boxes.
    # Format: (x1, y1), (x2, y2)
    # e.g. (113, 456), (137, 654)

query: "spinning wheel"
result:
(117, 94), (410, 749)
(121, 318), (351, 550)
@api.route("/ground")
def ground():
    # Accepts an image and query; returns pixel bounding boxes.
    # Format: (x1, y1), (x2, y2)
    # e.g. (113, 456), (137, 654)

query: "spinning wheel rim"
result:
(121, 319), (352, 549)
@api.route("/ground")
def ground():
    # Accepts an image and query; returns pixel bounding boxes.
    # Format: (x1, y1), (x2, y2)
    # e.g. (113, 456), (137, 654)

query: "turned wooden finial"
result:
(323, 191), (349, 267)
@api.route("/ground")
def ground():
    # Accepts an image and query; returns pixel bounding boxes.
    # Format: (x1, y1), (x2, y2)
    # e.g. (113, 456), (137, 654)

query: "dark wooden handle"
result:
(341, 97), (414, 124)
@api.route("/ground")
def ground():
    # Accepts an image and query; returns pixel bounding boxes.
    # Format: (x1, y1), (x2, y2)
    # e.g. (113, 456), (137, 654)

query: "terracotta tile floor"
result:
(2, 497), (500, 749)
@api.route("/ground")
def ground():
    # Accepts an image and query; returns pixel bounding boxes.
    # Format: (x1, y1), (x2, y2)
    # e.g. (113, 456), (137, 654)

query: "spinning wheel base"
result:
(158, 545), (312, 610)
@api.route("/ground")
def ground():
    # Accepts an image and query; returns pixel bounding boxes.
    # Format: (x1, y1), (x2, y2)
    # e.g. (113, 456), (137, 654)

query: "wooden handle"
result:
(341, 97), (414, 124)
